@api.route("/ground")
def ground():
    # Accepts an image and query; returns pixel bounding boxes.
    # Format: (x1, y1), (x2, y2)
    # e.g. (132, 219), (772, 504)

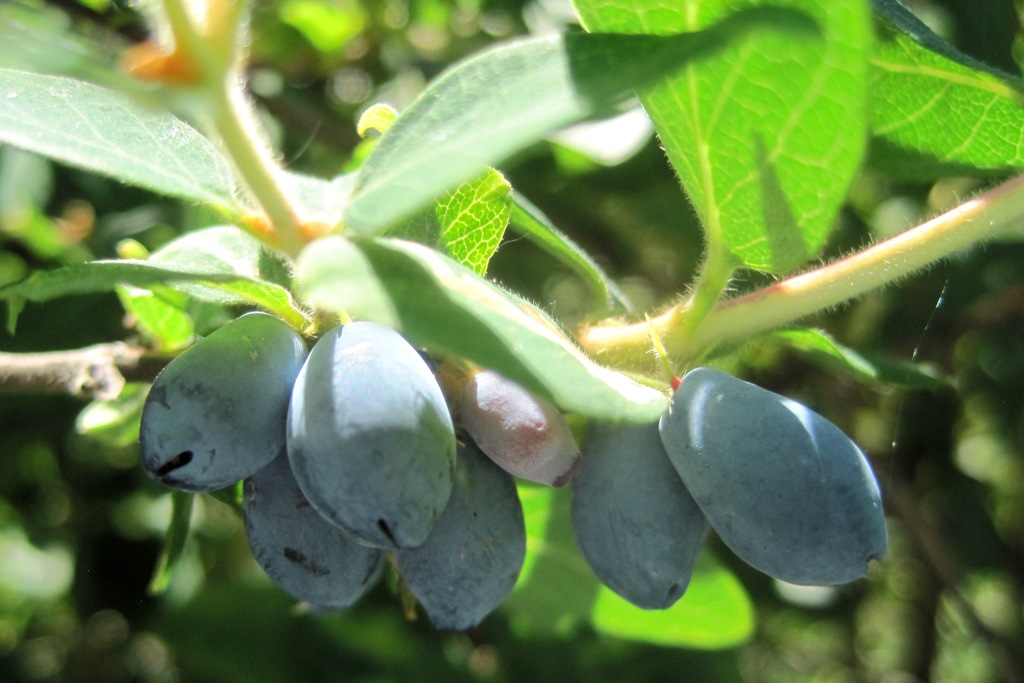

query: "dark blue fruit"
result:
(459, 370), (581, 486)
(571, 421), (708, 609)
(287, 321), (456, 549)
(243, 452), (384, 610)
(659, 367), (888, 585)
(394, 442), (526, 630)
(139, 312), (307, 491)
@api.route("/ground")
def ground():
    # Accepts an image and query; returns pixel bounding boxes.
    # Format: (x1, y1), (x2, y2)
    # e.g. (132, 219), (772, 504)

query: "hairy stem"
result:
(579, 173), (1024, 370)
(675, 243), (735, 343)
(206, 80), (305, 254)
(160, 0), (304, 254)
(159, 0), (204, 61)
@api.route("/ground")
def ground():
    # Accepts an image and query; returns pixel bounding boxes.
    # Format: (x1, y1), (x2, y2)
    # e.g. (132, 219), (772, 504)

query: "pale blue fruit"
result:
(395, 442), (525, 630)
(243, 452), (384, 610)
(140, 312), (307, 492)
(287, 322), (456, 549)
(572, 421), (708, 609)
(659, 367), (887, 586)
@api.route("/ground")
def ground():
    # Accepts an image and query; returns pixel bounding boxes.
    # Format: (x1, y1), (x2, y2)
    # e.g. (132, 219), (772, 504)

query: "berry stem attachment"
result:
(646, 315), (677, 387)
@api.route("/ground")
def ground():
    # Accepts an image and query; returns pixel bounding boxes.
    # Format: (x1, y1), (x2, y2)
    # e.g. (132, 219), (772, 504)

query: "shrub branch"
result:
(578, 173), (1024, 371)
(0, 343), (168, 399)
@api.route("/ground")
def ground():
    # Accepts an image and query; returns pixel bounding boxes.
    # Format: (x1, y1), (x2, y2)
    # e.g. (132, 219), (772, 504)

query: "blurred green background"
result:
(1, 0), (1023, 680)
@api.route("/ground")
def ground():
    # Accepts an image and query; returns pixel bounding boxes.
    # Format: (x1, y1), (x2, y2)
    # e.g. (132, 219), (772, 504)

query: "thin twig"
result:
(0, 343), (168, 399)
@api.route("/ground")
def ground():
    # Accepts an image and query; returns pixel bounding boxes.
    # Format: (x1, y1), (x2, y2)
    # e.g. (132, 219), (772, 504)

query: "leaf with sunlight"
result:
(296, 236), (668, 421)
(0, 69), (242, 216)
(345, 8), (817, 235)
(436, 169), (511, 276)
(869, 0), (1024, 178)
(590, 555), (755, 649)
(573, 0), (870, 274)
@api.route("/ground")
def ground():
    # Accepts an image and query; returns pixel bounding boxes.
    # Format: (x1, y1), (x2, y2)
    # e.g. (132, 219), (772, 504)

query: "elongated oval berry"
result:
(140, 312), (308, 491)
(659, 367), (888, 586)
(243, 452), (384, 610)
(459, 370), (581, 486)
(571, 421), (708, 609)
(287, 322), (456, 549)
(394, 442), (526, 630)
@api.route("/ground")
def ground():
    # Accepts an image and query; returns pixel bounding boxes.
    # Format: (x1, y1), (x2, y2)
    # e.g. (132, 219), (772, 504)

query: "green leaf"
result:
(0, 145), (89, 263)
(549, 106), (654, 167)
(505, 486), (600, 636)
(278, 0), (366, 53)
(280, 170), (355, 224)
(365, 169), (512, 278)
(773, 327), (952, 389)
(116, 285), (195, 351)
(356, 103), (398, 138)
(295, 236), (668, 421)
(573, 0), (870, 274)
(0, 252), (310, 333)
(509, 194), (630, 315)
(868, 1), (1024, 178)
(436, 169), (511, 275)
(290, 236), (399, 326)
(0, 69), (242, 216)
(345, 9), (813, 234)
(146, 227), (310, 329)
(505, 485), (753, 649)
(150, 226), (292, 287)
(206, 482), (244, 513)
(75, 383), (148, 448)
(0, 145), (53, 227)
(589, 554), (754, 649)
(148, 490), (194, 596)
(5, 295), (24, 334)
(0, 260), (240, 301)
(870, 0), (1019, 79)
(0, 3), (135, 91)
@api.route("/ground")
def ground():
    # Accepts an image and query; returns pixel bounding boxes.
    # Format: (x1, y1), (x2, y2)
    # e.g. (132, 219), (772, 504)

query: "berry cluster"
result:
(573, 367), (889, 610)
(140, 312), (526, 629)
(139, 313), (887, 629)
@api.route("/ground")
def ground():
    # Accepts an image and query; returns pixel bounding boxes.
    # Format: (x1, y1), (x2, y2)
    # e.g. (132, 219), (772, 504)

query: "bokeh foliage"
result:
(0, 0), (1023, 681)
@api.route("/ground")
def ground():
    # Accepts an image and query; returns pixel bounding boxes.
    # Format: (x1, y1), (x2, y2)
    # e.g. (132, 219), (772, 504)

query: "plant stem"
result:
(159, 0), (204, 62)
(206, 80), (305, 254)
(0, 343), (168, 399)
(578, 173), (1024, 370)
(675, 244), (735, 341)
(159, 0), (305, 255)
